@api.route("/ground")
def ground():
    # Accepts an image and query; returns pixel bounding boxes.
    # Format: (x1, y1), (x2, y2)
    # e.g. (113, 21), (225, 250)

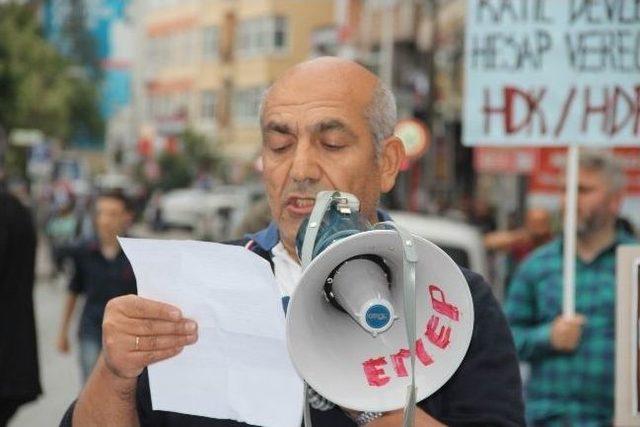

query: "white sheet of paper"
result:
(118, 237), (304, 427)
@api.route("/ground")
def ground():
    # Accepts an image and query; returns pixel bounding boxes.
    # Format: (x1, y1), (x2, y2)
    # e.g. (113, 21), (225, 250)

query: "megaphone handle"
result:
(303, 383), (313, 427)
(402, 246), (417, 427)
(375, 222), (418, 427)
(300, 191), (336, 268)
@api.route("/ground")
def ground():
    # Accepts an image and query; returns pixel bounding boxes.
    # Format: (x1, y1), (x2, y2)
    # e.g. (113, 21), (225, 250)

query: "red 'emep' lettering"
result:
(391, 349), (411, 377)
(362, 357), (390, 387)
(416, 338), (434, 366)
(429, 285), (460, 321)
(390, 338), (435, 378)
(426, 315), (452, 349)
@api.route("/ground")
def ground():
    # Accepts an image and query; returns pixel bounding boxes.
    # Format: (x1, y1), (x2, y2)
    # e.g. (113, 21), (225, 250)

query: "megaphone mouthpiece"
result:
(328, 256), (397, 336)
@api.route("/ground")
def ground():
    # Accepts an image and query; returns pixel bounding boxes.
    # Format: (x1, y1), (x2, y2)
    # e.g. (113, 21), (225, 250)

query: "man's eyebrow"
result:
(309, 119), (357, 138)
(264, 121), (295, 135)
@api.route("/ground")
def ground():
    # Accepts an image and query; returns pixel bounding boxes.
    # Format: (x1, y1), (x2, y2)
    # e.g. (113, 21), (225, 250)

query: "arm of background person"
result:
(504, 260), (554, 362)
(57, 293), (78, 353)
(418, 270), (525, 426)
(57, 250), (83, 353)
(484, 229), (528, 251)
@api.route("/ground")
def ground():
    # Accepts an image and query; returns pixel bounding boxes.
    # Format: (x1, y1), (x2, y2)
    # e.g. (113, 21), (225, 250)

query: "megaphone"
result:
(286, 191), (474, 422)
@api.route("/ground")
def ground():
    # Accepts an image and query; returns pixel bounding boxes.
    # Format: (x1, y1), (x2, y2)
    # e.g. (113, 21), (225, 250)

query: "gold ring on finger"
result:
(135, 336), (140, 351)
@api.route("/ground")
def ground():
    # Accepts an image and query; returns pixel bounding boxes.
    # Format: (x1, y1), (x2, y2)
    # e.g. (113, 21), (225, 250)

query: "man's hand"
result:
(550, 314), (585, 352)
(101, 295), (198, 379)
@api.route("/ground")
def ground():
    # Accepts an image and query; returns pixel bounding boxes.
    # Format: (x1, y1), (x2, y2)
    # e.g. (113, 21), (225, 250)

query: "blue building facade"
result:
(43, 0), (133, 146)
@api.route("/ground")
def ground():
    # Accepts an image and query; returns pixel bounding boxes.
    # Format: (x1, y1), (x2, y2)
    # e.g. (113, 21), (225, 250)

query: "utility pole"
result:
(380, 0), (395, 87)
(424, 0), (439, 127)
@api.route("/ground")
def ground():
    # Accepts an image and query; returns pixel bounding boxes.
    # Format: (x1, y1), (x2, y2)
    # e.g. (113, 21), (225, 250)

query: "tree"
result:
(0, 2), (103, 177)
(138, 129), (225, 192)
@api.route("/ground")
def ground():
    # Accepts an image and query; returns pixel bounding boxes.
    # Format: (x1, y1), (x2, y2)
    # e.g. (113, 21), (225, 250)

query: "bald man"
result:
(61, 58), (523, 427)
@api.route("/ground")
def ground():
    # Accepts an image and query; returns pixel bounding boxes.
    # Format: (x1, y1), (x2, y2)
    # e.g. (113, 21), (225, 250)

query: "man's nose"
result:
(290, 141), (321, 182)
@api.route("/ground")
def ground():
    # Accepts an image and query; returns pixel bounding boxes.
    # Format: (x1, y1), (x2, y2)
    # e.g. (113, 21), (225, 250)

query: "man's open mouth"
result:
(286, 196), (316, 215)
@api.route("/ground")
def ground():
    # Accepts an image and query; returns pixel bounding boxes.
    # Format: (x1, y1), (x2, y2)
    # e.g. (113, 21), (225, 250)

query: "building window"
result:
(232, 86), (264, 125)
(201, 90), (216, 120)
(203, 26), (219, 61)
(311, 26), (338, 56)
(273, 16), (287, 51)
(236, 16), (289, 58)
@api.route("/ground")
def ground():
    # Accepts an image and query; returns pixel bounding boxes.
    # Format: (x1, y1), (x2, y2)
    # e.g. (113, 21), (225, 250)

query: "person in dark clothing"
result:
(0, 191), (42, 426)
(60, 58), (524, 426)
(56, 191), (136, 382)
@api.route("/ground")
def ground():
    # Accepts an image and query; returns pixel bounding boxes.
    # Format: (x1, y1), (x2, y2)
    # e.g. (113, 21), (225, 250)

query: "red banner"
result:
(528, 148), (640, 195)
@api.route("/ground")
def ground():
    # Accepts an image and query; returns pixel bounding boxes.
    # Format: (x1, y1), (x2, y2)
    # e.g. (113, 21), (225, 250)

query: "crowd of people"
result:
(0, 57), (637, 427)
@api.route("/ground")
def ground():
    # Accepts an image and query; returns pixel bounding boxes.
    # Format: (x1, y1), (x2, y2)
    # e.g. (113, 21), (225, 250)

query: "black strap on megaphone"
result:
(299, 192), (418, 427)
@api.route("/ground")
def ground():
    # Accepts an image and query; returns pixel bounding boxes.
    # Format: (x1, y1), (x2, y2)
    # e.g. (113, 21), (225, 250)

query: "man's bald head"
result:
(260, 57), (397, 156)
(258, 57), (405, 257)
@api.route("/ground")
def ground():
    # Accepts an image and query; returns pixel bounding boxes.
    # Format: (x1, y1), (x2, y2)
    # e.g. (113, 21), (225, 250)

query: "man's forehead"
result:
(265, 60), (377, 108)
(265, 81), (366, 111)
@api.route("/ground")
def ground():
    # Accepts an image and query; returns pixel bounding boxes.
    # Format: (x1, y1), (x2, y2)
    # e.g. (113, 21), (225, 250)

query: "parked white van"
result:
(390, 211), (491, 293)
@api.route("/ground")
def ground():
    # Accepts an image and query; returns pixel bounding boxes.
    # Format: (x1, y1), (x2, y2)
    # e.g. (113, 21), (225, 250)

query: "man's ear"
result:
(379, 136), (405, 193)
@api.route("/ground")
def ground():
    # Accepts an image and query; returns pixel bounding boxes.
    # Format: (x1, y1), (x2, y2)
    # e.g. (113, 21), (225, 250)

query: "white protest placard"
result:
(463, 0), (640, 146)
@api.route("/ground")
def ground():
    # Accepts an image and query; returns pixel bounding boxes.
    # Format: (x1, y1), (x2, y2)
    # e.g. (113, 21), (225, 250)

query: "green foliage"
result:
(0, 2), (104, 149)
(145, 128), (225, 191)
(157, 151), (192, 191)
(181, 128), (223, 173)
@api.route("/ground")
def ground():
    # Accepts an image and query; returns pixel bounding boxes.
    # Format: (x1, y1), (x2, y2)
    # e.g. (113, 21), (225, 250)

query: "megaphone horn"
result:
(287, 191), (474, 420)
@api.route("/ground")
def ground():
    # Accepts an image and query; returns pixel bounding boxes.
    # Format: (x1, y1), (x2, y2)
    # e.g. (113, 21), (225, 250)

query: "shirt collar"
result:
(247, 209), (392, 252)
(554, 229), (637, 262)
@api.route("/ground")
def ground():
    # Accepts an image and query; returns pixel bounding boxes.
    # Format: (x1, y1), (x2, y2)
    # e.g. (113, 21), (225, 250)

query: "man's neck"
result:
(100, 238), (120, 260)
(577, 225), (616, 263)
(282, 239), (301, 264)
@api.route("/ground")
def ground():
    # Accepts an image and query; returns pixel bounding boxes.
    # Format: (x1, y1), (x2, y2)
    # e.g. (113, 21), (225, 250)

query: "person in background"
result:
(46, 198), (79, 278)
(484, 207), (553, 263)
(56, 191), (136, 383)
(0, 191), (41, 426)
(469, 197), (497, 234)
(505, 150), (637, 426)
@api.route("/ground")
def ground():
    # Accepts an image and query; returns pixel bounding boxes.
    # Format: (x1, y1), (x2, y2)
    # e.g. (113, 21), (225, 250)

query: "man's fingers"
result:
(562, 314), (586, 325)
(124, 318), (198, 336)
(573, 314), (586, 325)
(117, 295), (182, 321)
(133, 346), (185, 367)
(133, 334), (198, 352)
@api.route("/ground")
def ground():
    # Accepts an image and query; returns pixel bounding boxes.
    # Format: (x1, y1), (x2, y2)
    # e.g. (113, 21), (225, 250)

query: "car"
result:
(389, 210), (490, 290)
(158, 185), (264, 241)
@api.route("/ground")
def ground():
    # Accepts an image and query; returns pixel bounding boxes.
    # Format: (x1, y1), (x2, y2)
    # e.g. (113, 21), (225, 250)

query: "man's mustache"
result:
(282, 181), (332, 201)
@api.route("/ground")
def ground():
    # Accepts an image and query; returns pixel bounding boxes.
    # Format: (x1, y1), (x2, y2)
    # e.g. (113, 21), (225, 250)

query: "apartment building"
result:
(133, 0), (336, 162)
